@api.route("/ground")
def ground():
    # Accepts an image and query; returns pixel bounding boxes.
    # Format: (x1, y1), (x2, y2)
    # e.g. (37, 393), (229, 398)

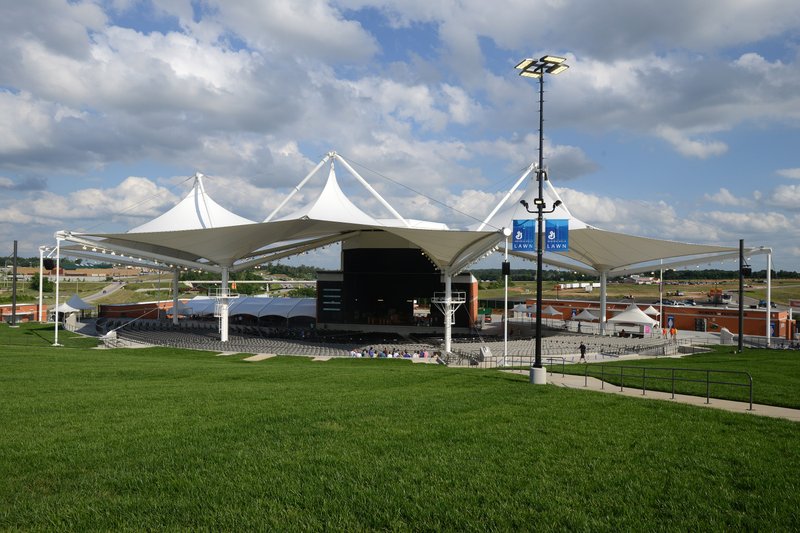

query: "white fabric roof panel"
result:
(274, 166), (380, 226)
(484, 177), (738, 274)
(129, 174), (254, 233)
(76, 219), (504, 274)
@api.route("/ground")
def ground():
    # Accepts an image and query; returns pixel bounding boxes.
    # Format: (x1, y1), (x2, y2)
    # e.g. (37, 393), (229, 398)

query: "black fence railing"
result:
(583, 365), (753, 410)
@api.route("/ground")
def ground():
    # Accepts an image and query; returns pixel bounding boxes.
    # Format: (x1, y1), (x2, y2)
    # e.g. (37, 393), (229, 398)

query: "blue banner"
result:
(512, 219), (535, 251)
(545, 219), (569, 251)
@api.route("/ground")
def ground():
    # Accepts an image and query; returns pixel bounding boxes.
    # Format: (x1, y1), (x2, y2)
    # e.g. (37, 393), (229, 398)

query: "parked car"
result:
(758, 300), (777, 308)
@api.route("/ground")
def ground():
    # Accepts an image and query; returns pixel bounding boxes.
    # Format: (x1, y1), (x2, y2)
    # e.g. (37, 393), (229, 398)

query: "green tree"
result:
(287, 286), (316, 298)
(29, 277), (54, 292)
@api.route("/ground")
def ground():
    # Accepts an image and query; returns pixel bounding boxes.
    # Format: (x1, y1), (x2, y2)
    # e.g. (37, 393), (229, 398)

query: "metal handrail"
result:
(544, 356), (566, 376)
(584, 365), (753, 410)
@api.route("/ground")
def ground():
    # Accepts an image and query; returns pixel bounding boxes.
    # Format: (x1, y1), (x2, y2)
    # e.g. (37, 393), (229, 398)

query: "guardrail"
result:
(583, 365), (753, 410)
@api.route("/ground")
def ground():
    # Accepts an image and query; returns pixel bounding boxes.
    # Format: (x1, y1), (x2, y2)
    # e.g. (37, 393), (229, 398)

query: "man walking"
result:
(579, 342), (587, 363)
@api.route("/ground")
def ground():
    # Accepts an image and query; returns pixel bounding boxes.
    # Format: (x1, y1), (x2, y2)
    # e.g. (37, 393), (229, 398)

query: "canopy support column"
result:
(38, 246), (45, 323)
(659, 260), (664, 330)
(444, 273), (452, 354)
(432, 272), (466, 358)
(767, 252), (772, 346)
(172, 269), (180, 326)
(219, 267), (229, 343)
(53, 238), (62, 346)
(503, 238), (509, 364)
(599, 271), (608, 335)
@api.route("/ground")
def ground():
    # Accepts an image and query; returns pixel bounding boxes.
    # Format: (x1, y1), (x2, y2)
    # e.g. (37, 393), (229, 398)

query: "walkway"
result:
(541, 371), (800, 422)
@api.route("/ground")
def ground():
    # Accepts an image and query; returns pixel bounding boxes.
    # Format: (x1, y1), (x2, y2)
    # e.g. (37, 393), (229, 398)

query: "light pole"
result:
(520, 196), (562, 374)
(516, 55), (569, 381)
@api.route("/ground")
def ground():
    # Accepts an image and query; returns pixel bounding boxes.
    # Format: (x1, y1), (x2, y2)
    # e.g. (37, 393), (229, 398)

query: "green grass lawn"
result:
(1, 324), (799, 530)
(559, 346), (800, 409)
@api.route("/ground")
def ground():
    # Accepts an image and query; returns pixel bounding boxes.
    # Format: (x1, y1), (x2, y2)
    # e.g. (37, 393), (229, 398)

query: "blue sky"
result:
(1, 0), (799, 272)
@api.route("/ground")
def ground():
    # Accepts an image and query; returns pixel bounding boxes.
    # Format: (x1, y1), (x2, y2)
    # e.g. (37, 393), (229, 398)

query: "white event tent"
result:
(55, 294), (94, 314)
(607, 306), (660, 333)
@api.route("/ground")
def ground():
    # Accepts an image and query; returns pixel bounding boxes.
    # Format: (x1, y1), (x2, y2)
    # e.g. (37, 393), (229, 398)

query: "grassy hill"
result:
(1, 323), (798, 530)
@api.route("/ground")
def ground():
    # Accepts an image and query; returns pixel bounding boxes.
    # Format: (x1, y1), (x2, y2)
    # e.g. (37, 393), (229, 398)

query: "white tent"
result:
(541, 305), (562, 316)
(573, 308), (598, 321)
(642, 305), (660, 316)
(512, 303), (530, 312)
(607, 306), (658, 327)
(55, 294), (94, 313)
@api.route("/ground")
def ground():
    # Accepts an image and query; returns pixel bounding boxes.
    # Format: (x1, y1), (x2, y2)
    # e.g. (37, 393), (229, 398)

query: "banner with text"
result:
(512, 219), (535, 251)
(545, 219), (569, 251)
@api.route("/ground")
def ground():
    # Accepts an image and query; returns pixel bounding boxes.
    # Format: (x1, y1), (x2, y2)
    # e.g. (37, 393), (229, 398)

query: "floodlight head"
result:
(546, 64), (569, 75)
(553, 200), (563, 207)
(533, 198), (545, 206)
(515, 58), (536, 70)
(520, 200), (529, 208)
(519, 70), (542, 78)
(541, 55), (566, 64)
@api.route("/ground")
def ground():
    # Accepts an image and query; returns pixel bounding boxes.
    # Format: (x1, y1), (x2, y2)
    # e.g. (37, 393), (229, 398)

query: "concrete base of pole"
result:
(529, 366), (547, 385)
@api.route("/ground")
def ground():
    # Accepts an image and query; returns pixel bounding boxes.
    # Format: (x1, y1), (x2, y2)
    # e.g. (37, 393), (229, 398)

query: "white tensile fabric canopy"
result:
(272, 165), (380, 226)
(60, 156), (505, 275)
(64, 219), (504, 275)
(130, 173), (255, 233)
(541, 305), (562, 316)
(478, 173), (741, 276)
(52, 150), (774, 345)
(643, 305), (660, 316)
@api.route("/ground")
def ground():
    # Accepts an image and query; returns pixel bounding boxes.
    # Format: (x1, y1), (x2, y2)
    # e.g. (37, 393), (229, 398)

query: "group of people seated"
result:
(349, 347), (431, 359)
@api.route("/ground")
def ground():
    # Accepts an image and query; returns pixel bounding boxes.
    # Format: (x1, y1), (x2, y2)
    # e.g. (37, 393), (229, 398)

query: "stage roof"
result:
(57, 152), (767, 279)
(478, 170), (766, 276)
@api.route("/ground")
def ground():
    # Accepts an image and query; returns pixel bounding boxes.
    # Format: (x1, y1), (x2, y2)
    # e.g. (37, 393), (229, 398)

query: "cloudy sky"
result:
(2, 0), (799, 272)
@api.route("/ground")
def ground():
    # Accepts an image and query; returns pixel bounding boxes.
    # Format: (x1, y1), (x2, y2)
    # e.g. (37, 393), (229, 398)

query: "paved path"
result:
(534, 370), (800, 422)
(82, 281), (126, 302)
